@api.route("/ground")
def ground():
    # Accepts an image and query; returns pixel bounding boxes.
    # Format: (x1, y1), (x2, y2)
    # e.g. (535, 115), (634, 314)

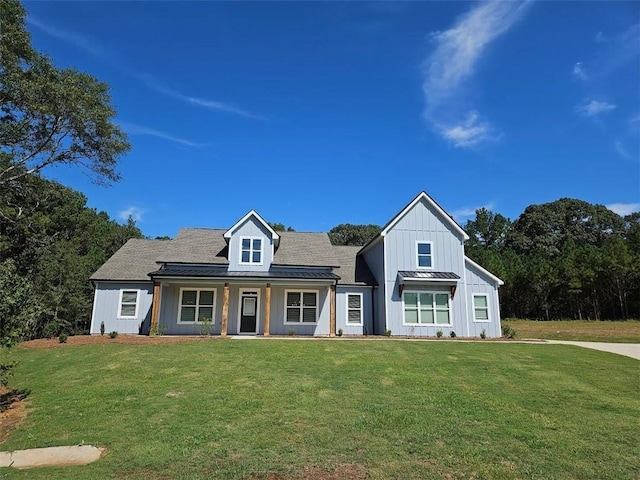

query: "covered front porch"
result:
(148, 265), (340, 337)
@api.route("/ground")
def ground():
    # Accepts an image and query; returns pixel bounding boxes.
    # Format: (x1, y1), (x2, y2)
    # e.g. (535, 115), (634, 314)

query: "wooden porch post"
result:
(329, 284), (336, 337)
(150, 282), (161, 335)
(263, 283), (271, 336)
(221, 283), (229, 337)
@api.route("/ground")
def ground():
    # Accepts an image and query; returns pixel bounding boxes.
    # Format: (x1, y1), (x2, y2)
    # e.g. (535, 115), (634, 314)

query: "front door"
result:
(239, 291), (258, 334)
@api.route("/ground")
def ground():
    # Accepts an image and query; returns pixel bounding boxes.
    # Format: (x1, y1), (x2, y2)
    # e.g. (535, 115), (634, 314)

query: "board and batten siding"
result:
(227, 217), (274, 272)
(90, 282), (153, 334)
(362, 242), (385, 335)
(384, 197), (469, 336)
(156, 283), (332, 336)
(335, 287), (373, 335)
(465, 261), (502, 338)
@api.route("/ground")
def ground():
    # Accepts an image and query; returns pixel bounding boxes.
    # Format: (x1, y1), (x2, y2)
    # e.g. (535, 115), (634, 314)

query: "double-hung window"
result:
(403, 291), (451, 325)
(346, 293), (363, 325)
(416, 242), (433, 269)
(473, 294), (490, 322)
(240, 237), (262, 264)
(178, 289), (216, 323)
(119, 290), (139, 318)
(285, 290), (318, 324)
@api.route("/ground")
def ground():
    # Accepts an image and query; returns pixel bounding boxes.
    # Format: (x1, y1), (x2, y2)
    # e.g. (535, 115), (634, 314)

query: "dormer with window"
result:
(224, 210), (279, 272)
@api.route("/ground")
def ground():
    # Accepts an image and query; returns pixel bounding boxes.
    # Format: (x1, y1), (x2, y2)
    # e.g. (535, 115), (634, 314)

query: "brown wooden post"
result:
(263, 283), (271, 336)
(329, 284), (336, 337)
(221, 283), (229, 337)
(150, 282), (161, 335)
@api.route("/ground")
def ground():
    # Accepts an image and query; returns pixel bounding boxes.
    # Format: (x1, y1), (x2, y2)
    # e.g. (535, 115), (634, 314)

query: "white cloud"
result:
(614, 140), (634, 160)
(606, 203), (640, 216)
(28, 19), (263, 121)
(572, 62), (588, 80)
(423, 1), (531, 147)
(439, 111), (497, 148)
(27, 16), (113, 60)
(576, 100), (616, 117)
(118, 122), (207, 148)
(451, 202), (496, 222)
(118, 206), (146, 223)
(142, 80), (265, 120)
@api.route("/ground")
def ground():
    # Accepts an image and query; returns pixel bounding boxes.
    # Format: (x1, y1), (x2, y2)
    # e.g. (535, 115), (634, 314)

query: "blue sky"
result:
(25, 1), (639, 238)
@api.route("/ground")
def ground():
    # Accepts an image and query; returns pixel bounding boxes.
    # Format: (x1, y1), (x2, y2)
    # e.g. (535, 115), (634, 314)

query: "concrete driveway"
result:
(546, 340), (640, 360)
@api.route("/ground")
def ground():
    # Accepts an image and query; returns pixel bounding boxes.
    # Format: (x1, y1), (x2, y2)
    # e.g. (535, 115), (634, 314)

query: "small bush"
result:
(58, 333), (68, 343)
(450, 331), (457, 338)
(337, 328), (343, 337)
(199, 318), (212, 336)
(501, 324), (517, 339)
(480, 329), (486, 339)
(384, 329), (392, 337)
(287, 328), (295, 336)
(364, 325), (369, 336)
(100, 321), (105, 336)
(109, 331), (118, 339)
(436, 330), (443, 338)
(150, 323), (167, 336)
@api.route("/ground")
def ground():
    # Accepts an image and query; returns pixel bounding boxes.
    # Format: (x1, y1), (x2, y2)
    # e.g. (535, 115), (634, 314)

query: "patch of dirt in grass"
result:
(20, 335), (216, 349)
(0, 387), (30, 443)
(266, 463), (369, 480)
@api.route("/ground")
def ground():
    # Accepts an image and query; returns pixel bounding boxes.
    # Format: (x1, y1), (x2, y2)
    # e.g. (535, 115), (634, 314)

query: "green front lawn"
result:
(504, 319), (640, 343)
(2, 339), (638, 479)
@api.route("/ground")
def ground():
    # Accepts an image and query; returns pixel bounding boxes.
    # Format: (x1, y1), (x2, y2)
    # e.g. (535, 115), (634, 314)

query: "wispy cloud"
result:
(27, 16), (114, 60)
(576, 100), (616, 117)
(28, 18), (264, 121)
(118, 122), (207, 148)
(440, 111), (497, 148)
(451, 202), (496, 222)
(139, 76), (265, 120)
(614, 140), (633, 160)
(423, 1), (532, 148)
(606, 203), (640, 216)
(118, 206), (146, 223)
(572, 62), (588, 80)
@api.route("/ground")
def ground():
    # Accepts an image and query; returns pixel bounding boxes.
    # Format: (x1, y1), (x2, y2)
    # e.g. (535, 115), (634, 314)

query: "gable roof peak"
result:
(358, 191), (470, 254)
(223, 210), (280, 246)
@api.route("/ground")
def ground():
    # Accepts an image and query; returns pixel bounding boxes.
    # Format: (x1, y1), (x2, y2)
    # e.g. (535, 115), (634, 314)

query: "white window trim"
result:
(415, 240), (434, 270)
(472, 293), (491, 323)
(346, 293), (363, 326)
(239, 236), (264, 266)
(236, 288), (261, 334)
(402, 290), (452, 326)
(177, 287), (217, 324)
(117, 289), (139, 319)
(283, 289), (319, 325)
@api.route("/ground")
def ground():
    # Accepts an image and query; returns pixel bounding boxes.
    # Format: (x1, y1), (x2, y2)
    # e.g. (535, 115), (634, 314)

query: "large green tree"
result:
(0, 0), (129, 195)
(328, 224), (381, 246)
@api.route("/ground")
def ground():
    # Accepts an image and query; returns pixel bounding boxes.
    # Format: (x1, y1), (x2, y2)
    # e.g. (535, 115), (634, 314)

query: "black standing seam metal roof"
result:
(149, 265), (341, 281)
(398, 271), (460, 280)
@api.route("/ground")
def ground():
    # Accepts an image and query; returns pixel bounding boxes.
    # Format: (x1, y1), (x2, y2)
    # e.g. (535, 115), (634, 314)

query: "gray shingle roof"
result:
(90, 239), (171, 281)
(91, 229), (378, 286)
(159, 228), (229, 264)
(330, 246), (377, 286)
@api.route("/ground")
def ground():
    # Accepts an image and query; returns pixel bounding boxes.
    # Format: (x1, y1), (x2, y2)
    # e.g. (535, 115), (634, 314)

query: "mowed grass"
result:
(1, 339), (639, 479)
(504, 319), (640, 343)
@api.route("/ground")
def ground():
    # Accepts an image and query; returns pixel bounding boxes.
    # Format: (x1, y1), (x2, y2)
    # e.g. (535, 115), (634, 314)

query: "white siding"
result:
(384, 197), (467, 336)
(90, 282), (153, 334)
(336, 287), (373, 335)
(228, 217), (274, 272)
(465, 262), (502, 338)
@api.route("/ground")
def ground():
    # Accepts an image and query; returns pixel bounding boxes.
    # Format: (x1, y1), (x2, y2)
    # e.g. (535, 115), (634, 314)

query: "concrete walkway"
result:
(546, 340), (640, 360)
(0, 445), (103, 469)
